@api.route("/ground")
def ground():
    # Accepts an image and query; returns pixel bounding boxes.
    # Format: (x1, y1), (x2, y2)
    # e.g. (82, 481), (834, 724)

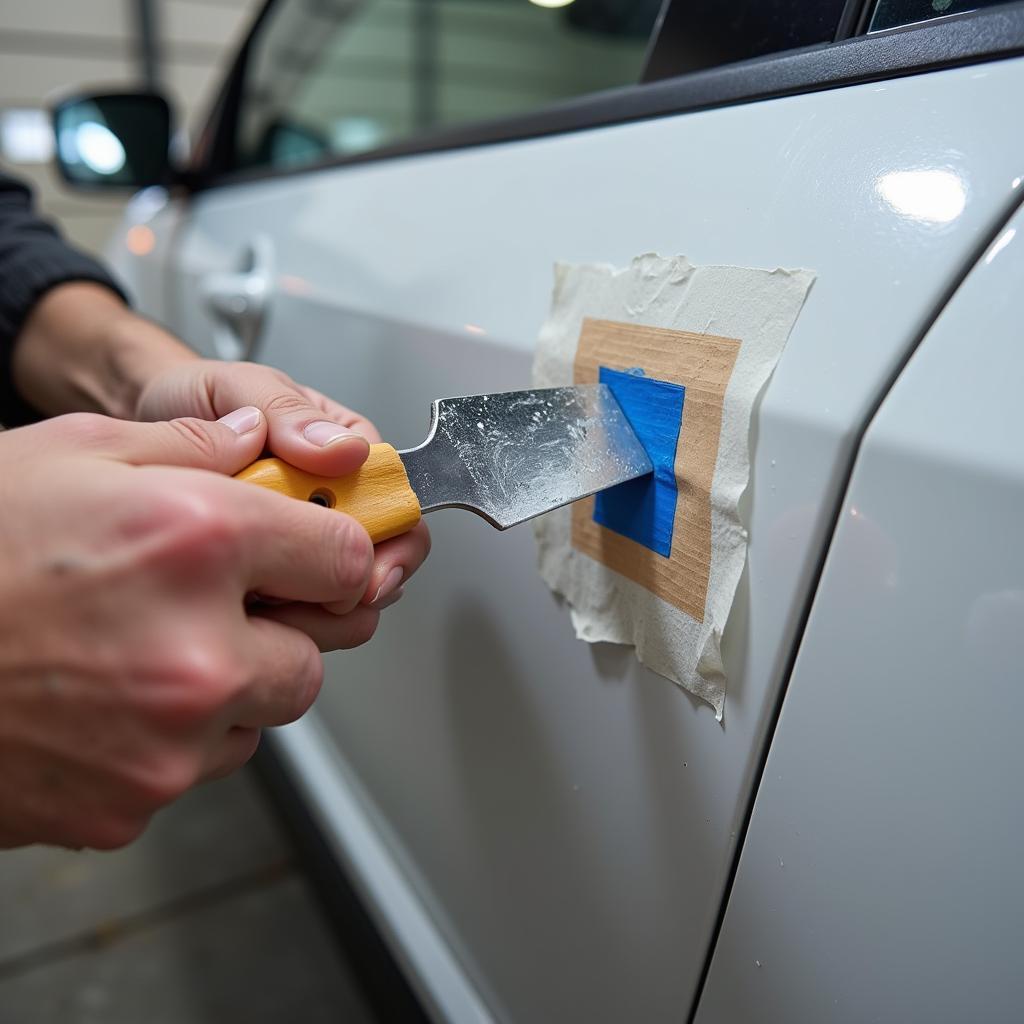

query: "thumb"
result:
(186, 363), (373, 476)
(259, 393), (370, 477)
(106, 406), (268, 475)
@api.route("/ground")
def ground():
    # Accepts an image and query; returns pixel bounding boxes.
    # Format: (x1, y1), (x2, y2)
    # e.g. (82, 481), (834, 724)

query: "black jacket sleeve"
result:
(0, 170), (129, 425)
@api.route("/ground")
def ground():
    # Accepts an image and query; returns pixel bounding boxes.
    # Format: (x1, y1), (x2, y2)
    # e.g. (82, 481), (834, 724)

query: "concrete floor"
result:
(0, 770), (375, 1023)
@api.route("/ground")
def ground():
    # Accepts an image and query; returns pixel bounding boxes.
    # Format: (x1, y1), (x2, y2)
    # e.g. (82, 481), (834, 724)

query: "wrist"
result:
(102, 308), (199, 419)
(13, 282), (198, 419)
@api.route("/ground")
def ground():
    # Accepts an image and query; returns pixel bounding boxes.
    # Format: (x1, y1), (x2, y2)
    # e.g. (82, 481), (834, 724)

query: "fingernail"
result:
(303, 420), (360, 447)
(219, 406), (262, 434)
(371, 566), (404, 605)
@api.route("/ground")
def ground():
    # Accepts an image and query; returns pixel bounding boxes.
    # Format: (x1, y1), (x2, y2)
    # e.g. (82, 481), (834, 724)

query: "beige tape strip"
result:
(571, 319), (741, 622)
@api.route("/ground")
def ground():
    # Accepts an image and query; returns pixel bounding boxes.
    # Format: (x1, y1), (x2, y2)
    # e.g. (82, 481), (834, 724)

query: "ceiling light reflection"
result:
(984, 227), (1016, 265)
(59, 121), (125, 175)
(0, 109), (53, 163)
(876, 169), (966, 224)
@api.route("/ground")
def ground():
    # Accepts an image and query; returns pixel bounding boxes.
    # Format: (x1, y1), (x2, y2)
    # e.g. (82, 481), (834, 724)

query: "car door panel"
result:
(697, 199), (1024, 1024)
(133, 56), (1024, 1023)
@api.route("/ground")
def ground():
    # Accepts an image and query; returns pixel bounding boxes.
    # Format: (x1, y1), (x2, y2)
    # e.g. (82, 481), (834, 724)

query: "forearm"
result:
(11, 282), (199, 419)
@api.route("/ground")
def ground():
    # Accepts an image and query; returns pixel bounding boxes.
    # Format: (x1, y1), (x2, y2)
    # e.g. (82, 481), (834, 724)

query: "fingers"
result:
(200, 727), (262, 781)
(40, 408), (268, 476)
(295, 385), (382, 443)
(230, 615), (325, 728)
(204, 365), (372, 476)
(135, 358), (384, 472)
(202, 602), (379, 751)
(228, 486), (375, 606)
(356, 521), (432, 608)
(264, 392), (371, 477)
(253, 602), (381, 653)
(243, 519), (428, 658)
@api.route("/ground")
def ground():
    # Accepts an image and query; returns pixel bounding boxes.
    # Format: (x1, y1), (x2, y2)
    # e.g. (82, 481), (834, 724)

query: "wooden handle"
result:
(234, 443), (422, 544)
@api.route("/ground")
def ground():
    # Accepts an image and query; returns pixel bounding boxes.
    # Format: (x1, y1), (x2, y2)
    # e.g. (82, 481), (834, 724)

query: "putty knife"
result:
(234, 384), (653, 543)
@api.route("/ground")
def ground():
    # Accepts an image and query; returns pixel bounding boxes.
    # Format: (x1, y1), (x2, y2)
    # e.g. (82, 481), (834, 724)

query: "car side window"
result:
(233, 0), (663, 172)
(867, 0), (1012, 31)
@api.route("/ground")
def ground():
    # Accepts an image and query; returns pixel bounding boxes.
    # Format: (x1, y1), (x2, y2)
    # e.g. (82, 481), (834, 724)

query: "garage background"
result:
(0, 0), (256, 253)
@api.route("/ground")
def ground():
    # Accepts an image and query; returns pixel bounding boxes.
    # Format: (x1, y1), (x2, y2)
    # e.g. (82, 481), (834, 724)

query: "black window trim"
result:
(189, 0), (1024, 193)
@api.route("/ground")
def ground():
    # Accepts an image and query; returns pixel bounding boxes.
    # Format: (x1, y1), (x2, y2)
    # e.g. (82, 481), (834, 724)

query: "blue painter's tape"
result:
(593, 366), (685, 558)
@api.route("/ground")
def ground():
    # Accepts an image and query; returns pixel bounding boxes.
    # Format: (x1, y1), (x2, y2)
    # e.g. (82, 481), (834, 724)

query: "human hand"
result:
(12, 287), (429, 613)
(135, 359), (430, 612)
(0, 408), (421, 849)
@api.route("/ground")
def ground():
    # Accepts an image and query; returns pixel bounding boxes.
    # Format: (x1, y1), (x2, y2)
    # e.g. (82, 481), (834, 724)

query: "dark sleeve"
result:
(0, 171), (129, 426)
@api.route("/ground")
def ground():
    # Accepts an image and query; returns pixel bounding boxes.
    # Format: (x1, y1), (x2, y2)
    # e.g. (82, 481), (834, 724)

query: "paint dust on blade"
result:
(399, 385), (652, 529)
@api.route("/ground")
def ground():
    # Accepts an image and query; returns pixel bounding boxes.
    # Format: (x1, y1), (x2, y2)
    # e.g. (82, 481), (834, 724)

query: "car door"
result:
(110, 2), (1024, 1020)
(695, 200), (1024, 1024)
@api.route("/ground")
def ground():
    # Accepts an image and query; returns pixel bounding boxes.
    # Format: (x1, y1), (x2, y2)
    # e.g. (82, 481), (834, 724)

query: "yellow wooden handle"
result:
(234, 443), (422, 544)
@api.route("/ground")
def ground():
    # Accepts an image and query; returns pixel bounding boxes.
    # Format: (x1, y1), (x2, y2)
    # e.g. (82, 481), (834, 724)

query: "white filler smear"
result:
(533, 253), (814, 720)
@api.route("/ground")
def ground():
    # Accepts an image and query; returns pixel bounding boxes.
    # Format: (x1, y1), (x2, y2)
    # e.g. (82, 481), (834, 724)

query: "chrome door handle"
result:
(200, 236), (274, 361)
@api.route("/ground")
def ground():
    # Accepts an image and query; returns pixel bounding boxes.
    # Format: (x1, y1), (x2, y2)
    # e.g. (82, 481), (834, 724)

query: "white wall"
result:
(0, 0), (258, 254)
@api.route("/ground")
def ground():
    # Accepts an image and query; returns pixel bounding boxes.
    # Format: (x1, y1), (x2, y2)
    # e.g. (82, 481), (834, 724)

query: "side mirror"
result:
(52, 92), (172, 191)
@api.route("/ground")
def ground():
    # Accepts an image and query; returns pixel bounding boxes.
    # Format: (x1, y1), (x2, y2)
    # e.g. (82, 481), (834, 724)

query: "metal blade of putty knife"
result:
(234, 384), (653, 543)
(398, 384), (652, 530)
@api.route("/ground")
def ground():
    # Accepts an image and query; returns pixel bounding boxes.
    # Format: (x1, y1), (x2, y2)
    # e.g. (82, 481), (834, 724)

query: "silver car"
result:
(55, 0), (1024, 1019)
